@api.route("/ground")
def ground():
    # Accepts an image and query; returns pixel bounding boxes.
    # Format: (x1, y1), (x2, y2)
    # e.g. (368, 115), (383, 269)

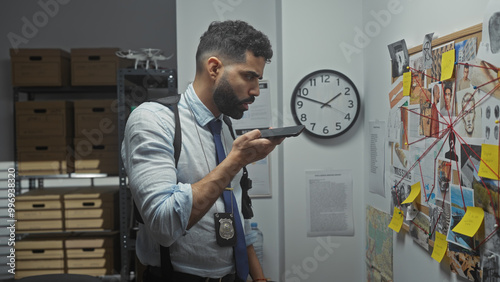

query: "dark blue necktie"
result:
(208, 119), (249, 281)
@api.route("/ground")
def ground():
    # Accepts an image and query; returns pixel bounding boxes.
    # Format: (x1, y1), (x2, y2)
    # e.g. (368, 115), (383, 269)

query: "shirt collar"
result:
(184, 83), (222, 127)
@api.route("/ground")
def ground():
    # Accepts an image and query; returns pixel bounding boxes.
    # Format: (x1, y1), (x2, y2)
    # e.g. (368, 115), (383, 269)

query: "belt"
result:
(147, 266), (237, 282)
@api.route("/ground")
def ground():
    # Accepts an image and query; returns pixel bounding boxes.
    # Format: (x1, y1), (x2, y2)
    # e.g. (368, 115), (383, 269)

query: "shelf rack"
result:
(12, 68), (177, 281)
(117, 68), (177, 282)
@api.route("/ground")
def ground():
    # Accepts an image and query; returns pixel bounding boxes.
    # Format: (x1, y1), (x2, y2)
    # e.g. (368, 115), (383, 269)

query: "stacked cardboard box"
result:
(65, 237), (116, 277)
(15, 237), (116, 279)
(73, 99), (119, 175)
(71, 48), (131, 86)
(16, 186), (118, 232)
(15, 101), (74, 175)
(15, 239), (65, 279)
(16, 188), (66, 233)
(10, 48), (71, 87)
(15, 187), (118, 278)
(63, 186), (118, 231)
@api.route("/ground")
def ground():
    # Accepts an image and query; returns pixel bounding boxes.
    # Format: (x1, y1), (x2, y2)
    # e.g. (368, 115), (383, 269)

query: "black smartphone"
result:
(260, 125), (305, 138)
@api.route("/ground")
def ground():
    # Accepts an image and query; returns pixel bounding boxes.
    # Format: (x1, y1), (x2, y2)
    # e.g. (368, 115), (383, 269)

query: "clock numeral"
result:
(296, 101), (303, 109)
(348, 100), (354, 108)
(345, 113), (351, 120)
(298, 88), (309, 96)
(345, 87), (351, 95)
(309, 78), (316, 87)
(300, 113), (307, 122)
(321, 75), (330, 83)
(336, 122), (342, 130)
(337, 78), (340, 86)
(323, 126), (329, 135)
(310, 123), (316, 131)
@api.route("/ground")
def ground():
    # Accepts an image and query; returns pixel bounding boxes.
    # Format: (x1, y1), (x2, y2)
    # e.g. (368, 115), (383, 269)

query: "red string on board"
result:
(392, 59), (500, 249)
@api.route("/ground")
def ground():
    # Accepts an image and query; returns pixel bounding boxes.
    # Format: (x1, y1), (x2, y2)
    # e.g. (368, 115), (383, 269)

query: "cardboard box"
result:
(65, 238), (114, 249)
(65, 217), (113, 231)
(65, 207), (112, 219)
(16, 239), (65, 250)
(17, 259), (65, 270)
(74, 99), (118, 137)
(73, 135), (118, 174)
(66, 247), (111, 259)
(73, 155), (119, 175)
(63, 186), (118, 206)
(63, 187), (118, 231)
(15, 101), (74, 138)
(10, 48), (70, 86)
(16, 249), (64, 260)
(16, 188), (65, 210)
(67, 257), (112, 268)
(16, 188), (65, 231)
(17, 219), (63, 232)
(71, 48), (131, 86)
(16, 136), (74, 175)
(16, 209), (63, 220)
(17, 149), (74, 175)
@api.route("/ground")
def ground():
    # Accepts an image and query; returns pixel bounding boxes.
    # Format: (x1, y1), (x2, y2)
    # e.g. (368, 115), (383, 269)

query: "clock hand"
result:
(297, 95), (332, 107)
(321, 93), (342, 108)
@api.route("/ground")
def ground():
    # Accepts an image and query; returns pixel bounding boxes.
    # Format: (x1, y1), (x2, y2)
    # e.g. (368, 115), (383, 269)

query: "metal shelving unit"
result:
(11, 68), (177, 281)
(12, 85), (122, 280)
(117, 68), (177, 282)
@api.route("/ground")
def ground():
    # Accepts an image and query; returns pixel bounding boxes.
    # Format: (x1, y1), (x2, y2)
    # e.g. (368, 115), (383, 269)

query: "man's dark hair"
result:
(444, 82), (453, 94)
(195, 20), (273, 73)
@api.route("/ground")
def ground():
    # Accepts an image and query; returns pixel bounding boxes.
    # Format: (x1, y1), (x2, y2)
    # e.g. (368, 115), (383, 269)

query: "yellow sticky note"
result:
(440, 49), (455, 81)
(403, 72), (412, 96)
(478, 144), (500, 180)
(452, 207), (485, 237)
(431, 232), (448, 262)
(402, 182), (421, 204)
(388, 207), (404, 233)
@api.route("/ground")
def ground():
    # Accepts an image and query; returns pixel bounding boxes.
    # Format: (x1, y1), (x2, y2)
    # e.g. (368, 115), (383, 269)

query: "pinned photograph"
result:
(477, 0), (500, 67)
(423, 32), (434, 70)
(388, 39), (409, 78)
(456, 88), (483, 139)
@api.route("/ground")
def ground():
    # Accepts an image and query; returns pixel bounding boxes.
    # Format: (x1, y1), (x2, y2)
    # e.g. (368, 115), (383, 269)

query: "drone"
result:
(116, 48), (174, 69)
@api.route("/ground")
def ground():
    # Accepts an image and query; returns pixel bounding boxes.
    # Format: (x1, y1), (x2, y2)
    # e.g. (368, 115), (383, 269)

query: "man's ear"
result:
(207, 57), (223, 81)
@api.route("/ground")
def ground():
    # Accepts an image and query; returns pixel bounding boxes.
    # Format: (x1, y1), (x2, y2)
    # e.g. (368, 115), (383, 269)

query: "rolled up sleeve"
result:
(121, 105), (192, 247)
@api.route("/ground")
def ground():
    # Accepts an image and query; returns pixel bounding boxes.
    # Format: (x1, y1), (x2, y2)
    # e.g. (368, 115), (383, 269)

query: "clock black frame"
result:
(290, 69), (361, 138)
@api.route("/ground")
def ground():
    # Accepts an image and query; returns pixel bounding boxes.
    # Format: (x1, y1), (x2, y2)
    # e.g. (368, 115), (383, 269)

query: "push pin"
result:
(473, 85), (477, 89)
(438, 81), (442, 84)
(496, 120), (499, 124)
(494, 223), (499, 228)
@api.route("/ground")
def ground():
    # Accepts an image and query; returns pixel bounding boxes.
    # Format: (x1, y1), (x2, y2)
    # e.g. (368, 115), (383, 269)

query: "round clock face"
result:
(291, 69), (361, 138)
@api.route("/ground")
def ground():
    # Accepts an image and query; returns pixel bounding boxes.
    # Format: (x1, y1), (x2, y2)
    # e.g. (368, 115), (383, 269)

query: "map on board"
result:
(366, 205), (393, 281)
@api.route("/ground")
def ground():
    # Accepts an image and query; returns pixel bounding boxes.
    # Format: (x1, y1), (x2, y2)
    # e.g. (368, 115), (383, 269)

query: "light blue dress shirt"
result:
(121, 84), (254, 278)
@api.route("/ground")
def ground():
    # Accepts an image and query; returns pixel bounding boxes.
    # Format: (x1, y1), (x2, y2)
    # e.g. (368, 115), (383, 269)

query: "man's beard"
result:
(213, 76), (254, 119)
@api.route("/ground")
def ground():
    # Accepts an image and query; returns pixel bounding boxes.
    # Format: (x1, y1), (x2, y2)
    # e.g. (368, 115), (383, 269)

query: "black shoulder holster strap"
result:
(132, 93), (253, 279)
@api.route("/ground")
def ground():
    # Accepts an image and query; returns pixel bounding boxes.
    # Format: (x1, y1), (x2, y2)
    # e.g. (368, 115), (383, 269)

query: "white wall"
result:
(0, 0), (177, 162)
(177, 1), (366, 281)
(281, 1), (365, 282)
(363, 0), (490, 282)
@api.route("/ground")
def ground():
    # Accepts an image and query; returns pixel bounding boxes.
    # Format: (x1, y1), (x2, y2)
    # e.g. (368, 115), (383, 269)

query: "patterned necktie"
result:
(207, 119), (249, 281)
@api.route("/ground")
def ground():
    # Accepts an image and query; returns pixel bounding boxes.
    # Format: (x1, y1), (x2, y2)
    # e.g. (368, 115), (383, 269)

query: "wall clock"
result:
(291, 69), (361, 138)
